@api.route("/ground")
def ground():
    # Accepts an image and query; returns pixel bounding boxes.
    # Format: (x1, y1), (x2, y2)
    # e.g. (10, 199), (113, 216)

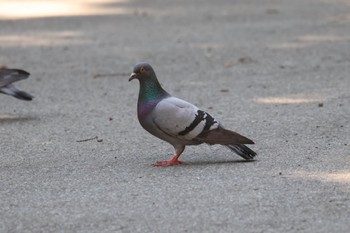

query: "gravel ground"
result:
(0, 0), (349, 232)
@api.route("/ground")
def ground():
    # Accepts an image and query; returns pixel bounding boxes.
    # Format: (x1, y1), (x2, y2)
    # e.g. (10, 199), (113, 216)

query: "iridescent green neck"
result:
(138, 79), (168, 104)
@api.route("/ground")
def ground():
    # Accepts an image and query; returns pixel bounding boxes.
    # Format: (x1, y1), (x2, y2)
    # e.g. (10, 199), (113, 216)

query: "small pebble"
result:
(238, 56), (253, 64)
(266, 9), (279, 14)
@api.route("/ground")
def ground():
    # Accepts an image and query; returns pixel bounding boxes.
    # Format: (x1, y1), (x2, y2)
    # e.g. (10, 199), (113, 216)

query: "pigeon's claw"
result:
(152, 155), (183, 167)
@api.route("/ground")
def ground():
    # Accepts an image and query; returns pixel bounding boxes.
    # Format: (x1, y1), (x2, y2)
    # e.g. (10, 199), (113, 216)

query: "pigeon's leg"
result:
(153, 146), (185, 167)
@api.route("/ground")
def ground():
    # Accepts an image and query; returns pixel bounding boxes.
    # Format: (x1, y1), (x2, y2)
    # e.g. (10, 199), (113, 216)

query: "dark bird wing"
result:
(0, 69), (33, 101)
(0, 69), (30, 87)
(0, 84), (33, 101)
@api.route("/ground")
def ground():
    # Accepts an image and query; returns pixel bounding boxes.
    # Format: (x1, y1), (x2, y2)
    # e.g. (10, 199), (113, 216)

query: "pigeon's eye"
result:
(140, 67), (146, 73)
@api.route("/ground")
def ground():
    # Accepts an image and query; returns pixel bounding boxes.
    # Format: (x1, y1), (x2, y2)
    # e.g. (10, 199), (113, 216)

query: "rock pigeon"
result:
(129, 63), (256, 166)
(0, 67), (33, 101)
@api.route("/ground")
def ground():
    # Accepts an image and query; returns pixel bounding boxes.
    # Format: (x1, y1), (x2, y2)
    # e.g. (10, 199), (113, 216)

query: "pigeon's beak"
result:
(129, 72), (137, 81)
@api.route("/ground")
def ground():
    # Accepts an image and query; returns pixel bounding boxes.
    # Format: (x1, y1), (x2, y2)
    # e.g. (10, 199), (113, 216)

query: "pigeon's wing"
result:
(152, 96), (254, 145)
(152, 97), (220, 141)
(194, 126), (255, 145)
(0, 69), (30, 87)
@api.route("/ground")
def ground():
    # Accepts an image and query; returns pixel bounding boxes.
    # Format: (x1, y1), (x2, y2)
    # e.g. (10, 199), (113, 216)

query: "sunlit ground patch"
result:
(0, 31), (90, 47)
(291, 171), (350, 184)
(270, 34), (350, 49)
(255, 97), (324, 105)
(0, 114), (17, 120)
(0, 0), (129, 19)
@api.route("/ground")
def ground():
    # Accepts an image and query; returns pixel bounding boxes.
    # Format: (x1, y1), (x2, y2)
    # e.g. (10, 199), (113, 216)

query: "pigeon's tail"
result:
(226, 144), (257, 160)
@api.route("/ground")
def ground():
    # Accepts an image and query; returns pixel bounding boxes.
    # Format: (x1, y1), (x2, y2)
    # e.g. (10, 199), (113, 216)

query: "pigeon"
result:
(129, 62), (256, 166)
(0, 67), (33, 101)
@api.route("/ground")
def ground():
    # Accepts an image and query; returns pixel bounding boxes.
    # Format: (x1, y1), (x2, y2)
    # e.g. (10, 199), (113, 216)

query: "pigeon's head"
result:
(129, 63), (156, 82)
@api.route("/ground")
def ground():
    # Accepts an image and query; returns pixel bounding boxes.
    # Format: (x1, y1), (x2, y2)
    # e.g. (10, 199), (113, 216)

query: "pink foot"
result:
(152, 156), (183, 167)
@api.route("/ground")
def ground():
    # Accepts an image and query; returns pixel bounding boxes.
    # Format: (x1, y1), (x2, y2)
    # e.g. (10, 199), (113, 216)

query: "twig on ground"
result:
(76, 136), (98, 142)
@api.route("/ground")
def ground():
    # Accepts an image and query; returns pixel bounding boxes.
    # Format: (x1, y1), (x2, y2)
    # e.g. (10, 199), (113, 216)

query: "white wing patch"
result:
(152, 97), (219, 140)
